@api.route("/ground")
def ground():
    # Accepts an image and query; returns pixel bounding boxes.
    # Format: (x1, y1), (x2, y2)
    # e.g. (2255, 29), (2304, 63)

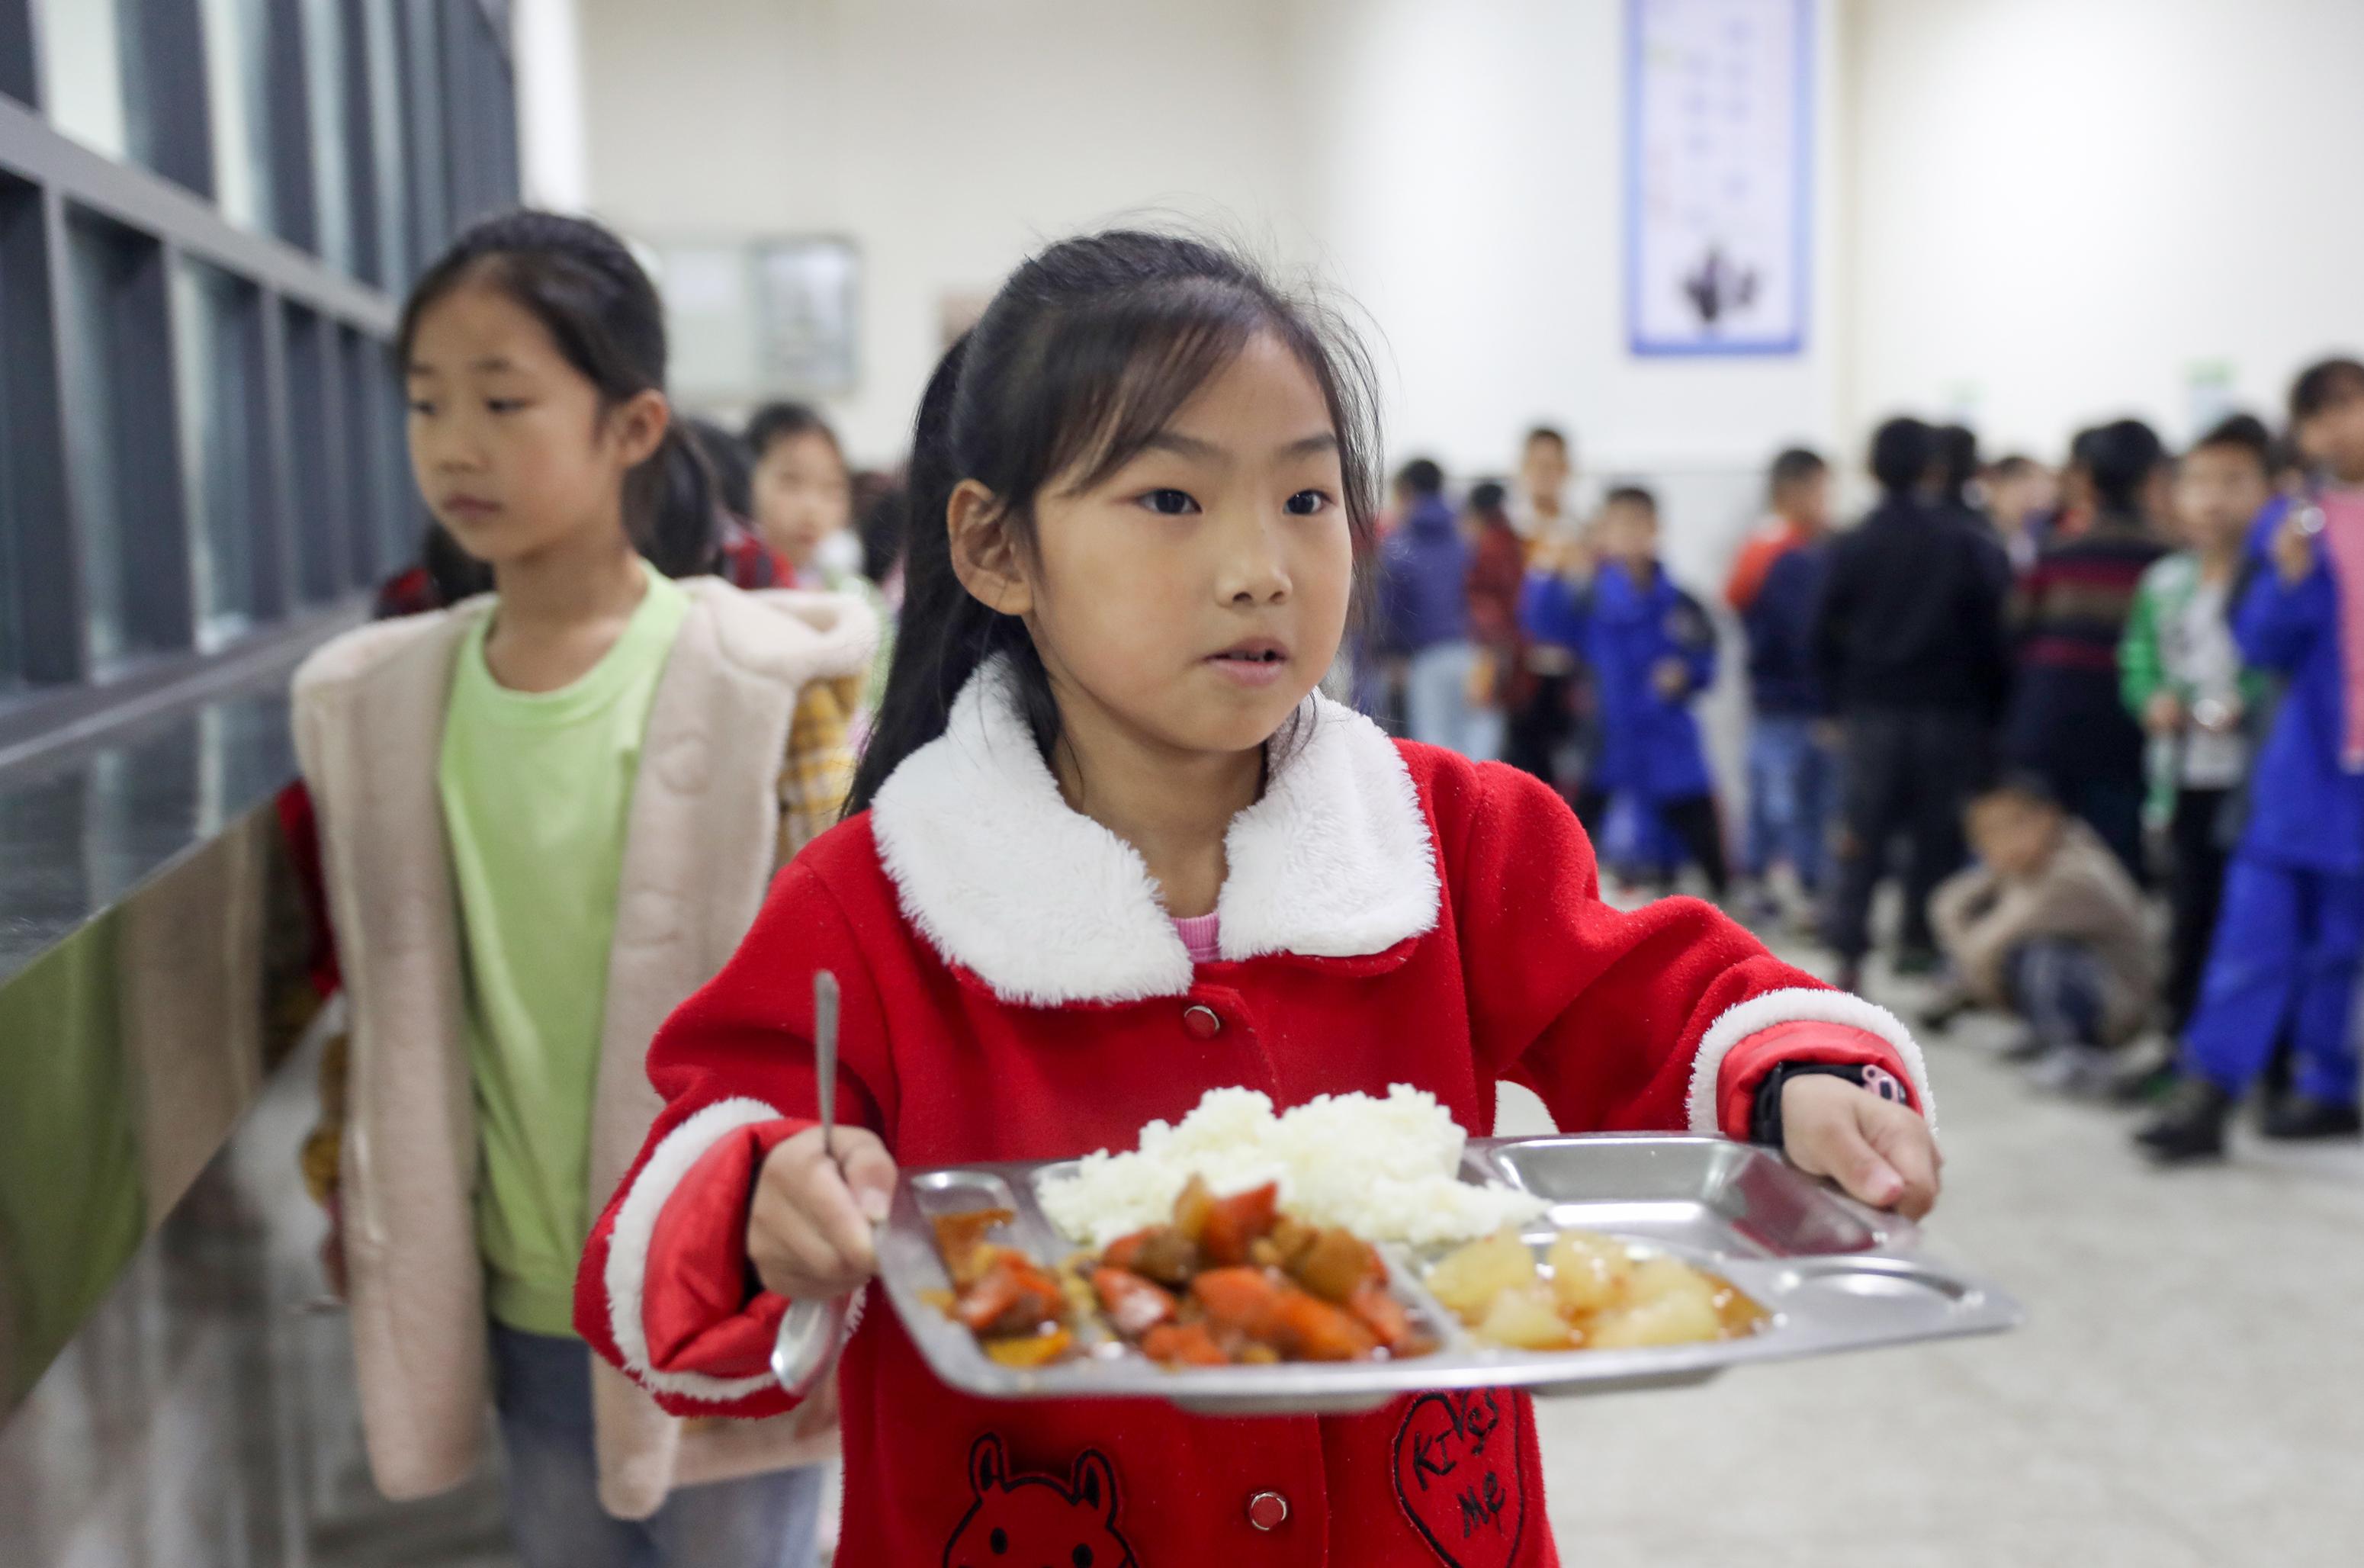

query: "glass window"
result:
(280, 300), (340, 602)
(34, 0), (129, 158)
(358, 0), (407, 285)
(199, 0), (268, 230)
(63, 214), (181, 668)
(172, 260), (266, 648)
(301, 0), (352, 274)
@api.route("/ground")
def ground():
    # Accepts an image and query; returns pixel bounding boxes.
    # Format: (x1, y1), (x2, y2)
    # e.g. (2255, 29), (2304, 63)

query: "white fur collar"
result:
(868, 660), (1441, 1006)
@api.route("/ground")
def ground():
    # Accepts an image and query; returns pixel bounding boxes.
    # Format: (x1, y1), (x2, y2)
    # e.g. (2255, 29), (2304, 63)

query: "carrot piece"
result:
(1142, 1321), (1229, 1367)
(1347, 1282), (1421, 1354)
(933, 1208), (1016, 1290)
(1100, 1229), (1152, 1274)
(984, 1327), (1074, 1368)
(1199, 1182), (1280, 1267)
(1190, 1266), (1284, 1338)
(1091, 1268), (1179, 1338)
(956, 1254), (1065, 1338)
(1270, 1287), (1378, 1362)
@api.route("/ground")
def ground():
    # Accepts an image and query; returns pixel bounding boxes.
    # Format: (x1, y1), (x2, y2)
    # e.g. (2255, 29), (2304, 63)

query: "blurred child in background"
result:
(1984, 454), (2058, 570)
(2005, 419), (2172, 877)
(1380, 457), (1495, 756)
(747, 403), (893, 715)
(1815, 418), (2015, 988)
(296, 212), (868, 1568)
(1528, 486), (1726, 895)
(1730, 447), (1839, 922)
(2141, 359), (2364, 1159)
(1463, 479), (1530, 763)
(2119, 415), (2275, 1040)
(1504, 426), (1588, 788)
(1932, 778), (2156, 1092)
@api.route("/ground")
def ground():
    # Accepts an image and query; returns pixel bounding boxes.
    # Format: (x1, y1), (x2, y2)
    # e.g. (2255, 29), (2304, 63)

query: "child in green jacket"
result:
(2119, 414), (2273, 1035)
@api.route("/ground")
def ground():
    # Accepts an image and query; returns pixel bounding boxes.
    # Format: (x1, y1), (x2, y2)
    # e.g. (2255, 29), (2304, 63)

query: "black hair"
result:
(2189, 413), (2272, 472)
(1524, 425), (1569, 453)
(1397, 458), (1444, 497)
(1603, 484), (1659, 513)
(1931, 424), (1980, 506)
(397, 209), (717, 578)
(2290, 357), (2364, 424)
(1468, 479), (1508, 514)
(1768, 446), (1826, 493)
(745, 400), (847, 467)
(856, 477), (907, 586)
(1869, 416), (1936, 496)
(684, 416), (753, 520)
(1974, 771), (2063, 815)
(2078, 418), (2166, 515)
(1987, 453), (2038, 481)
(843, 229), (1382, 816)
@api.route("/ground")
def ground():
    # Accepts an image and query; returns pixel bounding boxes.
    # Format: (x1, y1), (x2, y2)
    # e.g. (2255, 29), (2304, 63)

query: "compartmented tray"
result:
(866, 1133), (2022, 1415)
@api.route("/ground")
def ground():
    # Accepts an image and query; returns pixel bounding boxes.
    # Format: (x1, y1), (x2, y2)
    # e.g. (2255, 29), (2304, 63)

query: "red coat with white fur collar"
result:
(577, 671), (1928, 1567)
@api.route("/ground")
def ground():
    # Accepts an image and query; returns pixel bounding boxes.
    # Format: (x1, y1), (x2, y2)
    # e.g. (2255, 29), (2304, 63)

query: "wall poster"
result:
(1625, 0), (1813, 357)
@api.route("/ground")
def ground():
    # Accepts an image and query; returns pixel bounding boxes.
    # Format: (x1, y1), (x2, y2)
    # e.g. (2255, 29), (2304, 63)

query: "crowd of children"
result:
(1364, 365), (2364, 1171)
(282, 201), (2356, 1566)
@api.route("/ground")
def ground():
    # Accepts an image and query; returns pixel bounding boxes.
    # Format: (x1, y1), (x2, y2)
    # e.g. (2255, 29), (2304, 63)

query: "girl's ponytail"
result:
(631, 422), (720, 579)
(846, 334), (1055, 815)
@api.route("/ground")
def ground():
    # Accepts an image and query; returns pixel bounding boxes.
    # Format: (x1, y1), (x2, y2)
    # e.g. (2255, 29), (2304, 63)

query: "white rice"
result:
(1036, 1084), (1547, 1252)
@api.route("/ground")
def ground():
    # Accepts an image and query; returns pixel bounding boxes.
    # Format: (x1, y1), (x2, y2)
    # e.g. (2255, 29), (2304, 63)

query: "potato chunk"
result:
(1476, 1284), (1578, 1351)
(1425, 1229), (1539, 1323)
(1585, 1256), (1722, 1348)
(1545, 1230), (1633, 1316)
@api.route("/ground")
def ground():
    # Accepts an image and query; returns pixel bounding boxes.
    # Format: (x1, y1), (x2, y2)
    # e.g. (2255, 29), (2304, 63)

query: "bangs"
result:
(1031, 279), (1302, 498)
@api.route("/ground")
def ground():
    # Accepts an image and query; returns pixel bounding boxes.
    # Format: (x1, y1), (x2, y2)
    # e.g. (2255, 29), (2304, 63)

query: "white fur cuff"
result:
(1685, 988), (1936, 1138)
(602, 1097), (789, 1405)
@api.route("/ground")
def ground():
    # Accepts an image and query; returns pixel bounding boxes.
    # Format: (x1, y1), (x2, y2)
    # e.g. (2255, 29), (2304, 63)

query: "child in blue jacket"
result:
(1524, 485), (1727, 895)
(2139, 358), (2364, 1160)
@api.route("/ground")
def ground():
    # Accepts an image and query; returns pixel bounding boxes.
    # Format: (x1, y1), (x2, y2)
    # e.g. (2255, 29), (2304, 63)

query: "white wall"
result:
(573, 0), (1848, 511)
(577, 0), (1315, 462)
(1842, 0), (2364, 460)
(1292, 0), (1848, 490)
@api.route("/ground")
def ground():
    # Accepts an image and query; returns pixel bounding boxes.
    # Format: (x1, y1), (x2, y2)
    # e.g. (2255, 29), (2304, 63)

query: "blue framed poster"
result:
(1625, 0), (1814, 357)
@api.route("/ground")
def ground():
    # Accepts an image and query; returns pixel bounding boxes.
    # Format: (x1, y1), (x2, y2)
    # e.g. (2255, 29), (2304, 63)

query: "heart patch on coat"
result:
(1392, 1388), (1525, 1568)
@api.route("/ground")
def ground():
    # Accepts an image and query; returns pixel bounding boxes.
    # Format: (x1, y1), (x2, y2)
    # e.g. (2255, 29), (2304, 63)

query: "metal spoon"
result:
(771, 970), (855, 1397)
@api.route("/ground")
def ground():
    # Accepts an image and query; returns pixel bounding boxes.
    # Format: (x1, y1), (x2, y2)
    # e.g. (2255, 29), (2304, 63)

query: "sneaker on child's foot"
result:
(2026, 1043), (2112, 1096)
(2258, 1094), (2363, 1141)
(2000, 1030), (2053, 1064)
(1892, 946), (1942, 978)
(2134, 1078), (2234, 1163)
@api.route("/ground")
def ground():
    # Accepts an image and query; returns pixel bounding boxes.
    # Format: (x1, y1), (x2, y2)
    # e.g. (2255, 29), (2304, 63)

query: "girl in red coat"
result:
(577, 231), (1942, 1566)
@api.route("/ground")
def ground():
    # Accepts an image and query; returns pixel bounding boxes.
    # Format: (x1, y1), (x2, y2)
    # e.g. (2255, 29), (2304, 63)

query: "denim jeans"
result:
(1743, 715), (1839, 888)
(1405, 641), (1502, 760)
(490, 1325), (824, 1568)
(2004, 938), (2109, 1049)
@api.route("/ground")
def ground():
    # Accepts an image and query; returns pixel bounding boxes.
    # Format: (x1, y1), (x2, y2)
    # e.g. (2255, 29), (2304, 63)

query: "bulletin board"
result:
(1624, 0), (1813, 357)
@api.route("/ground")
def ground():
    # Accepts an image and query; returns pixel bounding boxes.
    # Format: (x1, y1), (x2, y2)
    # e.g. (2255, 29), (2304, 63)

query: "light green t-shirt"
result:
(438, 563), (689, 1336)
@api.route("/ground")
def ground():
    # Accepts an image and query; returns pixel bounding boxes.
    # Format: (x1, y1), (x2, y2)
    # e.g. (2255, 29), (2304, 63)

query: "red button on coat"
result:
(1181, 1004), (1222, 1039)
(1247, 1490), (1289, 1531)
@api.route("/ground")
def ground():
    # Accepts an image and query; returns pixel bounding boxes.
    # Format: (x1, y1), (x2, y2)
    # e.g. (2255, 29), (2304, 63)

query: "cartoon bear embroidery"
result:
(943, 1433), (1138, 1568)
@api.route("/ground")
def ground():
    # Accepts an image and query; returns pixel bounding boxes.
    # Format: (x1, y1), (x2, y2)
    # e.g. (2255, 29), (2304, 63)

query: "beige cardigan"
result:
(292, 578), (875, 1521)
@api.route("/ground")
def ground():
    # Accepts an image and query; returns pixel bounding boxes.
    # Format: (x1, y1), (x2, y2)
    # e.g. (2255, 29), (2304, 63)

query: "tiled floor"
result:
(1499, 955), (2364, 1567)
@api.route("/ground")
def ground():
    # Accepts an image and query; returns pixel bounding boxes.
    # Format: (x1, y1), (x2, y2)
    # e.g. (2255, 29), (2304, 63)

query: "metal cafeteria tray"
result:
(869, 1133), (2022, 1415)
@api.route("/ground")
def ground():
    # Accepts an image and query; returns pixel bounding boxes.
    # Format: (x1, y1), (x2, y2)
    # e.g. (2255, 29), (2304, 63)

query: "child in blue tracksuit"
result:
(1523, 485), (1727, 895)
(2139, 358), (2364, 1160)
